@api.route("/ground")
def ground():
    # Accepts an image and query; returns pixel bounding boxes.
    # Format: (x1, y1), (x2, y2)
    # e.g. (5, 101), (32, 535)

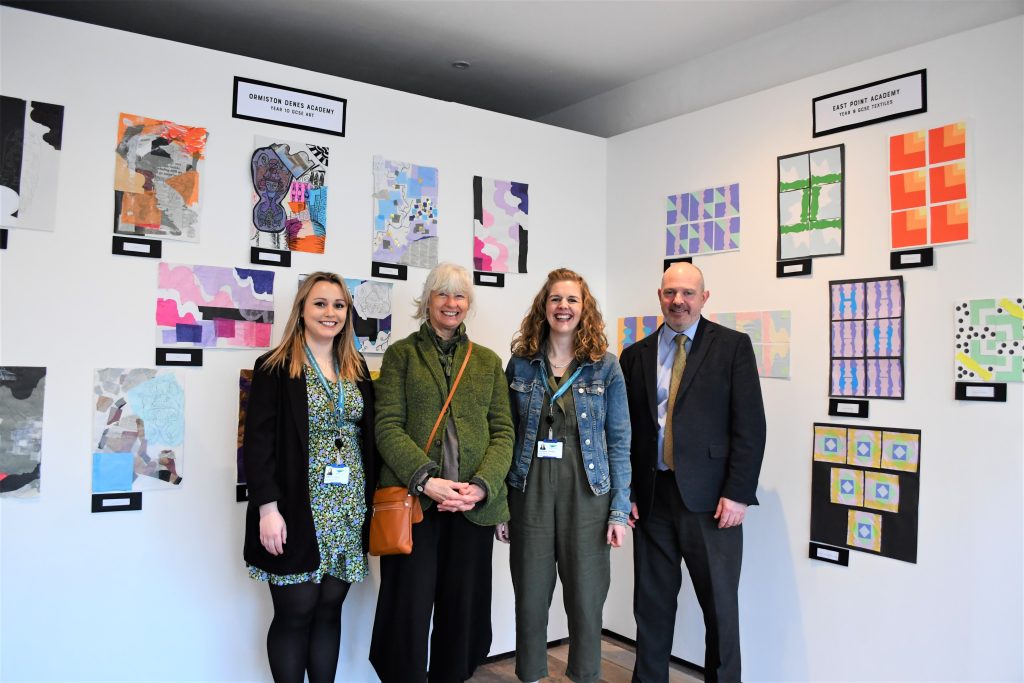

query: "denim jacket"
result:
(505, 351), (632, 525)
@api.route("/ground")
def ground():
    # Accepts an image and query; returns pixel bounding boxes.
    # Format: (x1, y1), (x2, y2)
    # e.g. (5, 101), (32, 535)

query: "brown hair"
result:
(510, 268), (608, 362)
(262, 272), (366, 380)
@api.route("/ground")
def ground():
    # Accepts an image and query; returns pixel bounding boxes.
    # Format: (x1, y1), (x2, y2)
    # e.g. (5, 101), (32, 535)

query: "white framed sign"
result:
(812, 70), (926, 137)
(232, 76), (347, 136)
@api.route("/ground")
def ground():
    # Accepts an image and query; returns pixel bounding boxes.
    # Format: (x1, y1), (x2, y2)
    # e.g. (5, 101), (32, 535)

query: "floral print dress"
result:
(249, 366), (368, 585)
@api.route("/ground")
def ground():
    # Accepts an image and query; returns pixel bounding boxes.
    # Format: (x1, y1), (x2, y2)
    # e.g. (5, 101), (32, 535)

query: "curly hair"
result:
(511, 268), (608, 362)
(263, 272), (366, 381)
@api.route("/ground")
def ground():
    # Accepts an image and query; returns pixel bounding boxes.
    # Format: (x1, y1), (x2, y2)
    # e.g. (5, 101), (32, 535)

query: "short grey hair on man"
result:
(413, 262), (475, 321)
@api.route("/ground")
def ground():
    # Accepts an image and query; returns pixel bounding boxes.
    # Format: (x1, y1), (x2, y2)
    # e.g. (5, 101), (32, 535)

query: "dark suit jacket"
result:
(620, 317), (766, 517)
(243, 352), (377, 575)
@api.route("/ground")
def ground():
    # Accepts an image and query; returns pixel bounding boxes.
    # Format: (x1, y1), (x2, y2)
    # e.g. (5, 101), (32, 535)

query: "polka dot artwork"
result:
(954, 297), (1024, 383)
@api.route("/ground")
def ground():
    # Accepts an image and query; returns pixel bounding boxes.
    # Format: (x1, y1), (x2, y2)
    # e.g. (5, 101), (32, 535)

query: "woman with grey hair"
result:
(369, 262), (514, 682)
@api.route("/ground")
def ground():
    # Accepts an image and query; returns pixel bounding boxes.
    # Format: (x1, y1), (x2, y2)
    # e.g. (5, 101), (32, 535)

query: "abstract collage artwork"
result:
(829, 276), (904, 398)
(92, 368), (185, 493)
(954, 297), (1024, 383)
(473, 176), (530, 273)
(705, 310), (791, 378)
(665, 183), (740, 256)
(250, 136), (329, 253)
(889, 121), (968, 249)
(811, 422), (921, 563)
(372, 155), (439, 268)
(344, 277), (393, 354)
(618, 315), (663, 354)
(113, 113), (209, 242)
(777, 144), (844, 261)
(0, 367), (46, 497)
(0, 96), (64, 231)
(237, 369), (252, 489)
(157, 263), (275, 349)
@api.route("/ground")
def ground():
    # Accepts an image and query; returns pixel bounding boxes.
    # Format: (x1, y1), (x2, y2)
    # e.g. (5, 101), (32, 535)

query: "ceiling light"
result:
(451, 60), (471, 70)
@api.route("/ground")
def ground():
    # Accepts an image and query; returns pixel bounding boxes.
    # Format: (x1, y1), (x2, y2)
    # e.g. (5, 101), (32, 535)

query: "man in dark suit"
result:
(620, 262), (766, 683)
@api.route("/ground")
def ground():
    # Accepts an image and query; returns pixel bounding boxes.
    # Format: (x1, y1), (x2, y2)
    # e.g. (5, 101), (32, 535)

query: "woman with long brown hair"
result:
(242, 272), (376, 682)
(498, 267), (631, 683)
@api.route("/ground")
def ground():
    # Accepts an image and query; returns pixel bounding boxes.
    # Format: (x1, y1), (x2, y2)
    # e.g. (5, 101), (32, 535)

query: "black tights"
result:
(267, 576), (351, 683)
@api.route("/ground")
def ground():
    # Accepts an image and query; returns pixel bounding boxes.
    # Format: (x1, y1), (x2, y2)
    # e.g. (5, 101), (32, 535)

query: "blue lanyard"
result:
(303, 343), (344, 429)
(541, 364), (584, 407)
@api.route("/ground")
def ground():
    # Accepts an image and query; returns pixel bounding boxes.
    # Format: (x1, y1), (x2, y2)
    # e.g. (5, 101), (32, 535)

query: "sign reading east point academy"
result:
(233, 77), (347, 136)
(812, 70), (926, 137)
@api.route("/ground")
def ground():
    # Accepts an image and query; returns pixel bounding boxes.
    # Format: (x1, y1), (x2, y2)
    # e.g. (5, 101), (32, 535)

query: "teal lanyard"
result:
(544, 365), (583, 405)
(303, 343), (344, 429)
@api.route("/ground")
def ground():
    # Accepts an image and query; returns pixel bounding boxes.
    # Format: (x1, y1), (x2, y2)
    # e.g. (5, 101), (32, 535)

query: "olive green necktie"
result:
(663, 333), (688, 471)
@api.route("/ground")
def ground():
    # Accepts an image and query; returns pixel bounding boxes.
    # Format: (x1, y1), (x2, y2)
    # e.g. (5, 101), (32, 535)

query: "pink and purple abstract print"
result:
(829, 276), (904, 398)
(156, 263), (275, 349)
(473, 175), (529, 273)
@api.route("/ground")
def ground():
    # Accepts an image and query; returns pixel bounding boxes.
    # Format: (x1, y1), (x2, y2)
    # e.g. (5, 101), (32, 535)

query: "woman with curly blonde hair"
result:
(499, 267), (631, 683)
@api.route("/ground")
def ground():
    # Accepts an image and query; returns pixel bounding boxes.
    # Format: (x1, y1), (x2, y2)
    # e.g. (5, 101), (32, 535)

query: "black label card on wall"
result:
(371, 262), (408, 281)
(112, 235), (162, 259)
(91, 492), (143, 513)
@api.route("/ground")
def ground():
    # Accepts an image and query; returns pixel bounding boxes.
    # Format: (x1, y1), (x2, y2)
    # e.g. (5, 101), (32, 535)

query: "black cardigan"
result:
(242, 352), (377, 575)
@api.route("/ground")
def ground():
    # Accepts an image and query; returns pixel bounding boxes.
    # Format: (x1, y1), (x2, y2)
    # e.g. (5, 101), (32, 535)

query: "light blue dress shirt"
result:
(656, 319), (700, 470)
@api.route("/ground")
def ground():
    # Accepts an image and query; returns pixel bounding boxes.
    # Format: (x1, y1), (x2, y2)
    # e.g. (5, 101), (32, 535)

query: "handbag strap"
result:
(424, 341), (473, 453)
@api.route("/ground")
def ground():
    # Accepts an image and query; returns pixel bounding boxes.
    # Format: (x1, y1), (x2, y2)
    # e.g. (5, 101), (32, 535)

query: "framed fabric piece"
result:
(829, 276), (904, 399)
(666, 183), (740, 257)
(778, 145), (844, 261)
(811, 423), (921, 563)
(890, 121), (968, 249)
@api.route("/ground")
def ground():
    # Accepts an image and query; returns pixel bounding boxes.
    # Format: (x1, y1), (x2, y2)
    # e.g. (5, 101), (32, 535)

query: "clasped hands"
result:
(424, 477), (484, 513)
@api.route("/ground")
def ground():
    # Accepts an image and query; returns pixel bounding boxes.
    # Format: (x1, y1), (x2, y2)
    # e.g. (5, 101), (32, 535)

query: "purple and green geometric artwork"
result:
(92, 368), (185, 493)
(473, 176), (529, 273)
(157, 263), (275, 349)
(778, 145), (844, 260)
(829, 276), (904, 398)
(344, 278), (393, 354)
(618, 315), (663, 354)
(0, 96), (64, 231)
(0, 366), (46, 497)
(251, 136), (329, 253)
(666, 183), (740, 256)
(372, 155), (438, 269)
(811, 422), (920, 563)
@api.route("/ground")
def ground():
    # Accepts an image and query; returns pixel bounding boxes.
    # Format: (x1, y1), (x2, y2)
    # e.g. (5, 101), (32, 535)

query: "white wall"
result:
(602, 16), (1023, 683)
(0, 8), (606, 681)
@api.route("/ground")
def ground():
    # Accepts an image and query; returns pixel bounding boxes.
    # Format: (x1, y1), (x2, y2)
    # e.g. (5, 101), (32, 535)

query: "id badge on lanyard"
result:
(305, 343), (351, 485)
(538, 365), (583, 459)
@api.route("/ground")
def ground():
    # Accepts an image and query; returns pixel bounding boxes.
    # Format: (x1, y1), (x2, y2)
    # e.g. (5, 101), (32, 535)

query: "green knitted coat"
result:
(374, 324), (514, 525)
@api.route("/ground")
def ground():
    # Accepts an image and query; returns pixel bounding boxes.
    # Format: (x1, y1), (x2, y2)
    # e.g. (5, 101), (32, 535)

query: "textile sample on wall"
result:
(473, 176), (530, 273)
(665, 183), (740, 256)
(113, 112), (208, 242)
(618, 315), (663, 354)
(0, 367), (46, 497)
(954, 297), (1024, 382)
(372, 155), (438, 268)
(829, 276), (904, 398)
(157, 263), (275, 348)
(890, 121), (968, 249)
(237, 369), (252, 487)
(251, 136), (328, 253)
(344, 278), (393, 354)
(811, 423), (920, 563)
(0, 96), (64, 231)
(92, 368), (185, 493)
(705, 310), (791, 378)
(777, 145), (844, 260)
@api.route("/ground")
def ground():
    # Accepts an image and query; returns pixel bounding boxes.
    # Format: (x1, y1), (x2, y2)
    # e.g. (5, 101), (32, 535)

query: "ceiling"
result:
(4, 0), (1022, 136)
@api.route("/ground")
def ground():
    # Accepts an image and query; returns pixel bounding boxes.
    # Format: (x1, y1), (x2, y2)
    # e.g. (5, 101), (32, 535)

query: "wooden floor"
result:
(471, 635), (703, 683)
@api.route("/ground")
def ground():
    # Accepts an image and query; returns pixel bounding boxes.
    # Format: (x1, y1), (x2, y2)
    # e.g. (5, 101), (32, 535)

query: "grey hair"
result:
(414, 262), (475, 321)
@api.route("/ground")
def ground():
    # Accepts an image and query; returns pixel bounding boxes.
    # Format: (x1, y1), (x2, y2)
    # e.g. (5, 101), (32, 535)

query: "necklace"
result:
(548, 355), (573, 369)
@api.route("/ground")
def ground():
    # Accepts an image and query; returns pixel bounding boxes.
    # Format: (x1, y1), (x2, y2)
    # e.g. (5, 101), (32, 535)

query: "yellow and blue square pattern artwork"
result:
(881, 430), (920, 472)
(847, 510), (882, 552)
(830, 468), (863, 506)
(847, 428), (881, 468)
(864, 471), (900, 512)
(813, 425), (847, 463)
